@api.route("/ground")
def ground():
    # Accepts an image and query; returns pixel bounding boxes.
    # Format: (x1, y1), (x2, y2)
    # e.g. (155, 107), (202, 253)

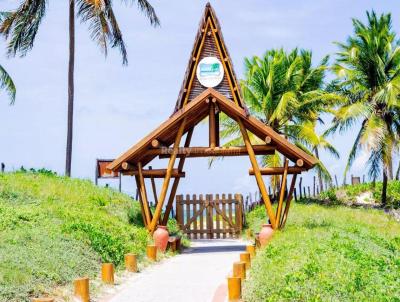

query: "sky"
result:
(1, 0), (400, 198)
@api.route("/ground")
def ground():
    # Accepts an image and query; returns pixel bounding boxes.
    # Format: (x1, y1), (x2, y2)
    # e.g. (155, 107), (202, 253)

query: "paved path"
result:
(102, 239), (247, 302)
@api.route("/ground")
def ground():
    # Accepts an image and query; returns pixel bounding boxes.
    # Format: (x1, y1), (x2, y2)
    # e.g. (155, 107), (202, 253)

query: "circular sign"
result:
(196, 57), (224, 88)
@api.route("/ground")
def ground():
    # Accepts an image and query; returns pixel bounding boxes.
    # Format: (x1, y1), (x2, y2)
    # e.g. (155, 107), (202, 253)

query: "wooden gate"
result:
(175, 194), (243, 239)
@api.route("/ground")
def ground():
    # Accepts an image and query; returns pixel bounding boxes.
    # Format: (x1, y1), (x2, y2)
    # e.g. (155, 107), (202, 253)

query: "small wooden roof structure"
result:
(108, 3), (317, 233)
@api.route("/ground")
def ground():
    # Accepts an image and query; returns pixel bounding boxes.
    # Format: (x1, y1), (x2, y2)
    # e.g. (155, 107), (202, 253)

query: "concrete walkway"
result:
(102, 239), (247, 302)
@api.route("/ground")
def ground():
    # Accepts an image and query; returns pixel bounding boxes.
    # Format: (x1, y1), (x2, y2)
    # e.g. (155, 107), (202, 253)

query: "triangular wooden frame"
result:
(108, 4), (318, 234)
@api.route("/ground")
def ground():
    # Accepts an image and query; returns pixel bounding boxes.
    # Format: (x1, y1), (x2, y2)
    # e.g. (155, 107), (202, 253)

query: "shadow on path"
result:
(182, 239), (247, 254)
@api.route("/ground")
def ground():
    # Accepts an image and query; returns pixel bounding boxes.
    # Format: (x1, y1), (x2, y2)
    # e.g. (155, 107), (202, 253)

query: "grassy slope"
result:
(244, 203), (400, 302)
(0, 172), (148, 302)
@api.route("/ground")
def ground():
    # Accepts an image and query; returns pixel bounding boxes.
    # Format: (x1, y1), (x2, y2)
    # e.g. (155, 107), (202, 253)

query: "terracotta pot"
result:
(153, 225), (169, 252)
(259, 224), (274, 247)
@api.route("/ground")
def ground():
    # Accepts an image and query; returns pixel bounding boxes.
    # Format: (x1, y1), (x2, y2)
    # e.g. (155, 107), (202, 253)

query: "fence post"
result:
(299, 177), (303, 199)
(307, 186), (311, 198)
(313, 176), (316, 196)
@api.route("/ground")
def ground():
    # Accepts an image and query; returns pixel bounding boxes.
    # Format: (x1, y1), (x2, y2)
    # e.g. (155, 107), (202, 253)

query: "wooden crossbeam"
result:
(249, 166), (305, 175)
(161, 129), (194, 225)
(275, 159), (289, 223)
(157, 145), (275, 158)
(122, 169), (185, 178)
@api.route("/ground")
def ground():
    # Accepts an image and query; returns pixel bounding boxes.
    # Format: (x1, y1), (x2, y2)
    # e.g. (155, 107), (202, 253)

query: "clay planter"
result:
(259, 224), (274, 247)
(153, 225), (169, 252)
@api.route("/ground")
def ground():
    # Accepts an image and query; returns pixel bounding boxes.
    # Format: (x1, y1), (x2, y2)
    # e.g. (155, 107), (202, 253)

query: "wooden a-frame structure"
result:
(108, 3), (317, 234)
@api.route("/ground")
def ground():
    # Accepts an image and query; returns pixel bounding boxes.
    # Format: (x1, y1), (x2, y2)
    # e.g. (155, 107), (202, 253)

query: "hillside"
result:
(0, 171), (148, 302)
(244, 203), (400, 301)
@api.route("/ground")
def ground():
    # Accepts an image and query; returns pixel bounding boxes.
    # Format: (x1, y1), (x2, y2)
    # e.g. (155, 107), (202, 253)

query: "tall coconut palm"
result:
(0, 64), (16, 104)
(0, 1), (159, 176)
(220, 49), (340, 191)
(330, 11), (400, 206)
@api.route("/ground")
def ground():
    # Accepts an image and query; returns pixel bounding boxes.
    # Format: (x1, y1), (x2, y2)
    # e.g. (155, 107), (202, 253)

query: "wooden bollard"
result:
(101, 263), (115, 284)
(125, 253), (138, 272)
(146, 244), (157, 261)
(240, 252), (251, 269)
(233, 261), (246, 281)
(32, 298), (54, 302)
(227, 276), (241, 301)
(74, 277), (89, 302)
(246, 245), (256, 258)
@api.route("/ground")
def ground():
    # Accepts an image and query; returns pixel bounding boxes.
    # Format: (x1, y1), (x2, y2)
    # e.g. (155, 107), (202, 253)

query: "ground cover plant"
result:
(243, 203), (400, 302)
(0, 171), (149, 302)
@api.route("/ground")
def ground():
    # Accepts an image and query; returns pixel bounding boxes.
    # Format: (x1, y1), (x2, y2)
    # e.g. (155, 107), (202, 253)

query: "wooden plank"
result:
(199, 194), (204, 239)
(249, 166), (305, 175)
(215, 194), (220, 239)
(122, 169), (185, 178)
(149, 118), (187, 234)
(193, 194), (198, 239)
(228, 194), (233, 238)
(186, 194), (191, 239)
(276, 159), (289, 223)
(157, 145), (275, 158)
(221, 194), (227, 238)
(238, 118), (277, 229)
(206, 194), (213, 239)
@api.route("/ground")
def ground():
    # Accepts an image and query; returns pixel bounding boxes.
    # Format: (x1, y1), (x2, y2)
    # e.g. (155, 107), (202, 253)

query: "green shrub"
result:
(243, 204), (400, 301)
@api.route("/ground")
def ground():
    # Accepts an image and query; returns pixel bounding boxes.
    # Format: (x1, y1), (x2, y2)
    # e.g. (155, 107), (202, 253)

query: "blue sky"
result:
(1, 0), (400, 197)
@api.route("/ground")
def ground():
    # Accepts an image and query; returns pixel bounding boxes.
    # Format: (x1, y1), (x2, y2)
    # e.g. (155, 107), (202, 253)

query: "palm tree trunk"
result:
(382, 168), (388, 207)
(65, 0), (75, 177)
(314, 147), (323, 192)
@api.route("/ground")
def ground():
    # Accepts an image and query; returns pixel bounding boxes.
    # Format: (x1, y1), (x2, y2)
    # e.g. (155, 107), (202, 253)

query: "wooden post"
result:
(294, 188), (297, 201)
(280, 174), (298, 228)
(149, 166), (158, 207)
(161, 129), (193, 225)
(209, 102), (216, 148)
(246, 245), (256, 258)
(303, 186), (306, 197)
(125, 253), (138, 272)
(276, 159), (289, 223)
(299, 177), (303, 199)
(146, 245), (157, 261)
(240, 252), (251, 269)
(233, 261), (246, 281)
(308, 186), (311, 197)
(134, 176), (148, 228)
(101, 263), (114, 284)
(237, 118), (277, 228)
(313, 176), (316, 196)
(227, 276), (241, 301)
(118, 172), (122, 192)
(138, 162), (152, 227)
(74, 277), (89, 302)
(149, 118), (187, 234)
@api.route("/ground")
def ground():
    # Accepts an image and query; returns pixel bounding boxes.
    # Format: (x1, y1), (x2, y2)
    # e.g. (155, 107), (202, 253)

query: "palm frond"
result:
(0, 64), (16, 104)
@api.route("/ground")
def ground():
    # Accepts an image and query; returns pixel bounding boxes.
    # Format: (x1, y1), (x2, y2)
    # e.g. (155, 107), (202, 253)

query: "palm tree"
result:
(0, 1), (159, 176)
(330, 11), (400, 206)
(220, 49), (339, 191)
(0, 64), (16, 104)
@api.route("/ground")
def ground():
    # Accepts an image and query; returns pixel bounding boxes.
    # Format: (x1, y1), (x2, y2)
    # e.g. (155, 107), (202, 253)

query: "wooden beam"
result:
(276, 159), (289, 223)
(209, 103), (216, 148)
(157, 145), (275, 158)
(249, 166), (305, 175)
(215, 111), (220, 147)
(162, 129), (194, 225)
(151, 139), (166, 148)
(296, 159), (304, 167)
(149, 118), (187, 234)
(122, 169), (185, 178)
(237, 118), (277, 229)
(137, 162), (152, 228)
(265, 136), (272, 144)
(280, 174), (298, 228)
(122, 162), (135, 170)
(134, 175), (148, 228)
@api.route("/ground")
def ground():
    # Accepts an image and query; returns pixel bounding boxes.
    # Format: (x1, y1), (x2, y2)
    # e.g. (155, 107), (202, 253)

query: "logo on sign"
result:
(196, 57), (224, 88)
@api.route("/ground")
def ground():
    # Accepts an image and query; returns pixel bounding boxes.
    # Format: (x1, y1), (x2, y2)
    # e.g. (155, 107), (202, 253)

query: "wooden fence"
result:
(175, 194), (244, 239)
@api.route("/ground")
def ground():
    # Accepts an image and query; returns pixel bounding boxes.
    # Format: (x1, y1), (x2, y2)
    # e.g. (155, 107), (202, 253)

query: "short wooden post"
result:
(125, 253), (138, 272)
(101, 263), (114, 284)
(246, 245), (256, 258)
(1, 162), (5, 173)
(74, 277), (89, 302)
(32, 298), (54, 302)
(146, 244), (157, 261)
(307, 186), (311, 197)
(299, 177), (303, 198)
(233, 261), (246, 281)
(240, 252), (251, 269)
(227, 276), (241, 301)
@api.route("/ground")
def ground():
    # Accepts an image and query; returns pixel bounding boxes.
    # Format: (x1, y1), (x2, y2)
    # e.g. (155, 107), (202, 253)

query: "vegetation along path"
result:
(103, 239), (247, 302)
